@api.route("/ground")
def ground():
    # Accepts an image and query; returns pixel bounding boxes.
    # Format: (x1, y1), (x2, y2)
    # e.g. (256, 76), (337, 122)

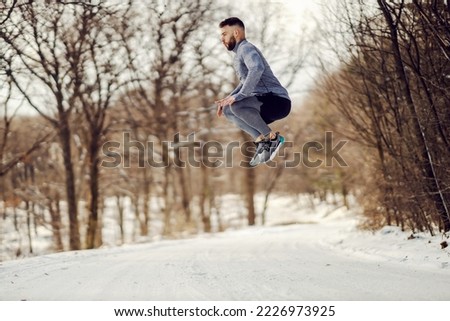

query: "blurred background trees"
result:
(316, 0), (450, 233)
(1, 0), (449, 260)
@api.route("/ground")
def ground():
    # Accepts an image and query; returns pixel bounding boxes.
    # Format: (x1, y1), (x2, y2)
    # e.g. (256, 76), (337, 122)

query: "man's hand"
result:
(216, 105), (224, 117)
(215, 96), (236, 117)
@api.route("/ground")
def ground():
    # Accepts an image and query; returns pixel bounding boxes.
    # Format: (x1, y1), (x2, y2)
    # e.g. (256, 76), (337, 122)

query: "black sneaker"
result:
(249, 133), (285, 167)
(249, 140), (266, 167)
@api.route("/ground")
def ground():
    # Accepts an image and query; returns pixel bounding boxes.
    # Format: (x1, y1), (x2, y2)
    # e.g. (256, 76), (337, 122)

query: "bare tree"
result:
(316, 0), (450, 233)
(377, 0), (450, 231)
(0, 0), (18, 26)
(1, 2), (83, 249)
(121, 0), (217, 235)
(70, 2), (134, 249)
(1, 1), (134, 249)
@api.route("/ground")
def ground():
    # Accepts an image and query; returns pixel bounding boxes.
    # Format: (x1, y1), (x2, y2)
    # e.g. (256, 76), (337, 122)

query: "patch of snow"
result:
(1, 195), (449, 300)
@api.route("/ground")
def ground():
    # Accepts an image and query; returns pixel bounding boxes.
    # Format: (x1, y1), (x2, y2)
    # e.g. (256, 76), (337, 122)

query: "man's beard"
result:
(226, 36), (237, 51)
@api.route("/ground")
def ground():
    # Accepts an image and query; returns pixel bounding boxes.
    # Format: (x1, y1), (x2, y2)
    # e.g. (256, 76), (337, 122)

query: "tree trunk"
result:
(162, 143), (173, 236)
(116, 195), (125, 245)
(173, 133), (191, 223)
(49, 198), (64, 252)
(25, 201), (33, 254)
(261, 161), (286, 225)
(200, 162), (212, 233)
(241, 133), (256, 226)
(246, 169), (256, 226)
(142, 170), (151, 236)
(58, 114), (81, 250)
(86, 130), (101, 249)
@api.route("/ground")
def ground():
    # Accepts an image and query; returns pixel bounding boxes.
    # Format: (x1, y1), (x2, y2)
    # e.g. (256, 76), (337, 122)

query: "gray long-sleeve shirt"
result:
(230, 39), (290, 102)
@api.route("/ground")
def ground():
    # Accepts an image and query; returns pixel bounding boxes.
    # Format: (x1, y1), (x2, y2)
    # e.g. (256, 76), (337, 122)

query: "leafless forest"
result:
(314, 0), (450, 233)
(1, 0), (449, 260)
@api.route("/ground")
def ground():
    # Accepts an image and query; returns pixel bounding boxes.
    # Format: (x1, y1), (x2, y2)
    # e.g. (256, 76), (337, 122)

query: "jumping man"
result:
(215, 17), (291, 166)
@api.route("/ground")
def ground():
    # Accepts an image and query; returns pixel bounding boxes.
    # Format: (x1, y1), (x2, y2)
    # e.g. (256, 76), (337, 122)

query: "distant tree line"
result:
(1, 0), (315, 259)
(4, 0), (449, 261)
(315, 0), (450, 233)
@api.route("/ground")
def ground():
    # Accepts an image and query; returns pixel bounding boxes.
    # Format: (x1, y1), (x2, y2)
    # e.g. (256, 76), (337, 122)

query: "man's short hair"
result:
(219, 17), (245, 30)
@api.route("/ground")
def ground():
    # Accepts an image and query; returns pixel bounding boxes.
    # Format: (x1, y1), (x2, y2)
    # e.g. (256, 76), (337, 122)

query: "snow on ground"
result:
(1, 194), (450, 300)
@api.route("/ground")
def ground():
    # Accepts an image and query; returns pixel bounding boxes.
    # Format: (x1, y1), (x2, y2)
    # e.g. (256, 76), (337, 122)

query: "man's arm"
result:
(232, 45), (265, 102)
(230, 83), (243, 96)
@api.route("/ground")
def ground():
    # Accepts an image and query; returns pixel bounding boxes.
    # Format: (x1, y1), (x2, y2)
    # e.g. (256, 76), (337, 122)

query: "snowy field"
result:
(1, 194), (450, 301)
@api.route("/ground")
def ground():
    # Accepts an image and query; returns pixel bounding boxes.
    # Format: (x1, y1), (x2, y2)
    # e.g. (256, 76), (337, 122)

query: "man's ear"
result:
(233, 27), (242, 39)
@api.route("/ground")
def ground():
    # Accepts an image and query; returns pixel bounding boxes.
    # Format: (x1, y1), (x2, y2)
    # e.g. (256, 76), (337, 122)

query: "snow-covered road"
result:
(1, 212), (449, 301)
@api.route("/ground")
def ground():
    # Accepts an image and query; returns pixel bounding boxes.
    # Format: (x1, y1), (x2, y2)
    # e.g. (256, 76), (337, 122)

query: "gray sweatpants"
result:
(223, 96), (272, 139)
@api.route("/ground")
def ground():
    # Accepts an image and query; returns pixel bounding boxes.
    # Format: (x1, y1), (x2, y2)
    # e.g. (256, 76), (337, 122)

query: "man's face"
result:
(220, 26), (237, 51)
